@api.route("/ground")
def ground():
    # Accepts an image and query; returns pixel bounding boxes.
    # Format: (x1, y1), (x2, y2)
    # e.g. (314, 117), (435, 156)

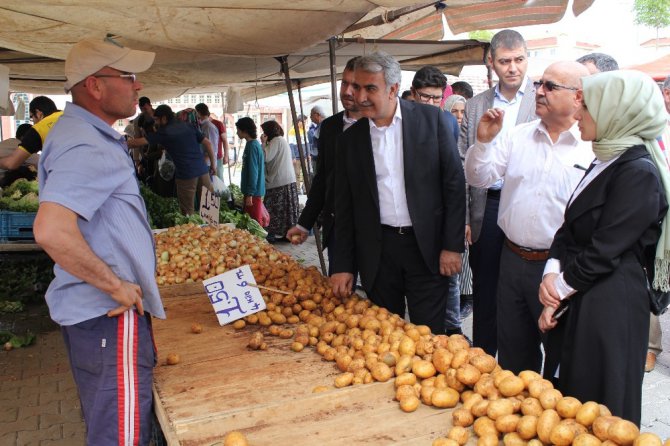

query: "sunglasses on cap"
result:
(533, 80), (578, 92)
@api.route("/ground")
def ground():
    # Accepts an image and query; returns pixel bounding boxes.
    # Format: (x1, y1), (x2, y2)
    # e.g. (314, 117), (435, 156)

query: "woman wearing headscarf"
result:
(443, 94), (467, 129)
(538, 70), (669, 425)
(260, 120), (299, 242)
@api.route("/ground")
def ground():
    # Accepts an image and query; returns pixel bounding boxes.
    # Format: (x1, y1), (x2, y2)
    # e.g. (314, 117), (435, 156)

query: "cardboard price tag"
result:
(202, 265), (266, 325)
(199, 186), (220, 225)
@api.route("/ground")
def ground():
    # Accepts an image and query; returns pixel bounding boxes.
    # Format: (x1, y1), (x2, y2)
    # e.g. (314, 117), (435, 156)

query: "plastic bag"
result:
(158, 151), (175, 181)
(211, 175), (227, 196)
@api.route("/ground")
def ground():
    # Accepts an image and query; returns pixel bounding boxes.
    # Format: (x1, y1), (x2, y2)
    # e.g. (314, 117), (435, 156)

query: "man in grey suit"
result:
(458, 29), (537, 356)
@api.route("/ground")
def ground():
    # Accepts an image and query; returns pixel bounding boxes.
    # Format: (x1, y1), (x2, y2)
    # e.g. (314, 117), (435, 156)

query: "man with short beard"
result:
(459, 29), (537, 356)
(331, 52), (465, 335)
(286, 57), (362, 278)
(464, 61), (593, 374)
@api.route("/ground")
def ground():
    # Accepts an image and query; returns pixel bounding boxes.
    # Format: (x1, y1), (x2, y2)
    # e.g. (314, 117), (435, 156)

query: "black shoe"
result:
(460, 298), (473, 320)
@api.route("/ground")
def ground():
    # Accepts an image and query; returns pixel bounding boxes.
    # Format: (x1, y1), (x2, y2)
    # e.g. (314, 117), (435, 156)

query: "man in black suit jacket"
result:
(330, 52), (465, 334)
(286, 57), (361, 276)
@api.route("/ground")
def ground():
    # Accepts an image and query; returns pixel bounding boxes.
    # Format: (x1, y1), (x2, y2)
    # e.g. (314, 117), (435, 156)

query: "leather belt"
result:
(381, 224), (413, 235)
(505, 238), (549, 262)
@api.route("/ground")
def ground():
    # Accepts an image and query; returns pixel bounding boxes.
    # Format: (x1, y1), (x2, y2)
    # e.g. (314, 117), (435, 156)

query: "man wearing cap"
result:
(33, 37), (165, 446)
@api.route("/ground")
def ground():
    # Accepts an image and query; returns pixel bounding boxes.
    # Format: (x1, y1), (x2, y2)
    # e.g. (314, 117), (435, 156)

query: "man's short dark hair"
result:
(344, 56), (361, 72)
(29, 96), (58, 117)
(412, 66), (447, 91)
(401, 90), (412, 100)
(451, 81), (473, 99)
(16, 123), (32, 140)
(195, 103), (210, 116)
(235, 117), (257, 139)
(576, 53), (619, 73)
(139, 96), (152, 108)
(153, 104), (175, 122)
(490, 29), (527, 58)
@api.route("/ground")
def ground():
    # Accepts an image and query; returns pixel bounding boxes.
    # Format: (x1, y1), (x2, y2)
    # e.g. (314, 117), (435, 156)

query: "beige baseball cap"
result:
(64, 37), (155, 93)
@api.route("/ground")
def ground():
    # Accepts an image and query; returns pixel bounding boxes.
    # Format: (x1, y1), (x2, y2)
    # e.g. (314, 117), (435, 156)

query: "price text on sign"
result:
(199, 186), (220, 225)
(203, 265), (266, 325)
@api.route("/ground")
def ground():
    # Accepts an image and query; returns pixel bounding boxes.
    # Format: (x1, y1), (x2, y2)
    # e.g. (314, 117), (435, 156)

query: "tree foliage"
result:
(634, 0), (670, 30)
(468, 30), (494, 42)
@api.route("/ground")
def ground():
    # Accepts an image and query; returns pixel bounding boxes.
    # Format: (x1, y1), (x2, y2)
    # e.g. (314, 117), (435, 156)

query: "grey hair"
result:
(490, 29), (527, 58)
(663, 75), (670, 90)
(311, 105), (326, 117)
(576, 53), (619, 73)
(354, 51), (402, 91)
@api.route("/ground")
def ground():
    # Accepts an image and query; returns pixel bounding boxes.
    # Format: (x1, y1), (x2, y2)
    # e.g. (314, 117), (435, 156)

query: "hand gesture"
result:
(331, 273), (354, 298)
(476, 108), (505, 144)
(107, 280), (145, 317)
(439, 250), (462, 276)
(538, 306), (558, 333)
(286, 226), (308, 244)
(539, 273), (561, 308)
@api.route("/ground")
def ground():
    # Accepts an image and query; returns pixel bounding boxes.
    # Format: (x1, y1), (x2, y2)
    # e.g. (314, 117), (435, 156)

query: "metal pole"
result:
(296, 80), (312, 179)
(328, 37), (339, 115)
(276, 56), (328, 276)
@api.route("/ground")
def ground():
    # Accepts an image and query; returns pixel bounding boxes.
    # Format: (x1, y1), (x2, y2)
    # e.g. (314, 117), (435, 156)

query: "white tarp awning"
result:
(0, 1), (595, 99)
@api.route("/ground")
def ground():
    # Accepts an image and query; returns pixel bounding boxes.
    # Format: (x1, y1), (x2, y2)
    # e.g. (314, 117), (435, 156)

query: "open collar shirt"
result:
(369, 101), (412, 227)
(464, 119), (594, 250)
(39, 102), (165, 325)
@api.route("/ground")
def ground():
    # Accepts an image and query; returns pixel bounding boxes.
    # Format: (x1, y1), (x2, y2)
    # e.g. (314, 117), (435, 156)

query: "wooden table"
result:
(153, 285), (456, 445)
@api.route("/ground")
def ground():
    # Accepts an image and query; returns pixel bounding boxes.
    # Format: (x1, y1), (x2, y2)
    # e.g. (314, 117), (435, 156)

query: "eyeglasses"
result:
(92, 73), (137, 83)
(533, 80), (578, 92)
(415, 91), (443, 103)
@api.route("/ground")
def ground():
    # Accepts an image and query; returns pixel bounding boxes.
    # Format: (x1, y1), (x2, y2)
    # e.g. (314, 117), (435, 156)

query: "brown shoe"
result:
(645, 352), (657, 373)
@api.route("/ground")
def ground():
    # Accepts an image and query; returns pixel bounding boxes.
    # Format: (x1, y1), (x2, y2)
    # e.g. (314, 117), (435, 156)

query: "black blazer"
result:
(332, 99), (465, 290)
(297, 111), (344, 246)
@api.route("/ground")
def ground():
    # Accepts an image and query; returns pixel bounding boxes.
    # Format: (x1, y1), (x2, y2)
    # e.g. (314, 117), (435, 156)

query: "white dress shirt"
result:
(544, 154), (621, 299)
(487, 77), (531, 190)
(343, 111), (357, 131)
(465, 119), (594, 249)
(370, 101), (412, 227)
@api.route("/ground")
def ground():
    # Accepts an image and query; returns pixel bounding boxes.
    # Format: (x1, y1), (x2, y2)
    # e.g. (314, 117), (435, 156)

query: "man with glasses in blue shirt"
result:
(34, 37), (165, 446)
(464, 61), (593, 373)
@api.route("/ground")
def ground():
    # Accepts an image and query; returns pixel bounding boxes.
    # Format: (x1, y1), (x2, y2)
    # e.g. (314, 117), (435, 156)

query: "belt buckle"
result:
(398, 226), (405, 235)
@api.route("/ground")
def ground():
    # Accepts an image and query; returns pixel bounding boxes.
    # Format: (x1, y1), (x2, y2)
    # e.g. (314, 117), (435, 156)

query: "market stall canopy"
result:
(627, 55), (670, 82)
(0, 1), (593, 100)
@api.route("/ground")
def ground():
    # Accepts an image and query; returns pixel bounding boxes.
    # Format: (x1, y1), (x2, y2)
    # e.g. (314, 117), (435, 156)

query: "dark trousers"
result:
(62, 311), (156, 446)
(496, 244), (547, 374)
(469, 194), (504, 355)
(368, 227), (448, 334)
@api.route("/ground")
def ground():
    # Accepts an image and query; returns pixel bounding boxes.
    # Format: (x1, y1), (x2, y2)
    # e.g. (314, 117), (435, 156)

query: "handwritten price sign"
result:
(199, 186), (220, 226)
(202, 265), (266, 325)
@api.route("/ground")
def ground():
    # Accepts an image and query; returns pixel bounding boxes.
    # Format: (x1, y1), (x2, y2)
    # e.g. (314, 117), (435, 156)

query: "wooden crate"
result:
(153, 286), (457, 445)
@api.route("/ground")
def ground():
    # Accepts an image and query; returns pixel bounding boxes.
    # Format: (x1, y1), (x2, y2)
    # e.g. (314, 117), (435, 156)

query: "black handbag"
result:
(647, 282), (670, 315)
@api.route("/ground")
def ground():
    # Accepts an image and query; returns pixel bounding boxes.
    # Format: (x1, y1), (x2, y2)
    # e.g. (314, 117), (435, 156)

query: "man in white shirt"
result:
(458, 29), (537, 356)
(464, 60), (592, 373)
(331, 52), (465, 334)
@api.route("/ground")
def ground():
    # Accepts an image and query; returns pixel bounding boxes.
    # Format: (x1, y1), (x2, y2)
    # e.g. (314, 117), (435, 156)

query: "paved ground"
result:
(1, 234), (669, 445)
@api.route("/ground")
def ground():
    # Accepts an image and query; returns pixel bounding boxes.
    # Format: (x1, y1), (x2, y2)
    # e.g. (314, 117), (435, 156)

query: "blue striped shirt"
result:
(39, 102), (165, 325)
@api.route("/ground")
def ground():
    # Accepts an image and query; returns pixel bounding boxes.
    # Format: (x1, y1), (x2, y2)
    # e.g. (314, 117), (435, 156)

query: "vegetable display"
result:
(0, 179), (39, 212)
(156, 223), (669, 446)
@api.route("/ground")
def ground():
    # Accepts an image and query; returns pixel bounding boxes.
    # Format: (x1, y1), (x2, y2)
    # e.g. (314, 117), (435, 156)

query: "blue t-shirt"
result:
(146, 120), (208, 180)
(39, 102), (165, 325)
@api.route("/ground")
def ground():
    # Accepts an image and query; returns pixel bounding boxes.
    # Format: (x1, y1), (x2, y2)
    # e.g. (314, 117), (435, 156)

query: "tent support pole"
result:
(276, 56), (328, 276)
(329, 37), (339, 115)
(296, 80), (312, 179)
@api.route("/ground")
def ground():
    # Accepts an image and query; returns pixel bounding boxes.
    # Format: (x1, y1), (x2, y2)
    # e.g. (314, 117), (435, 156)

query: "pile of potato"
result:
(155, 224), (669, 446)
(154, 223), (289, 286)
